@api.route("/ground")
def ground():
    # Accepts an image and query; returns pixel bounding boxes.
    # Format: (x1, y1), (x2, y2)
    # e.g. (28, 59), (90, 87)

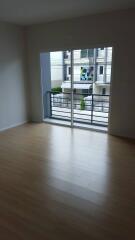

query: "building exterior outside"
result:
(50, 48), (112, 95)
(62, 48), (112, 95)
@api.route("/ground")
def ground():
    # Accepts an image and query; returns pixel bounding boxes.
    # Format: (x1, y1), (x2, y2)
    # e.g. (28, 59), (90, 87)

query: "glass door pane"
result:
(72, 48), (94, 125)
(72, 47), (112, 128)
(41, 50), (72, 125)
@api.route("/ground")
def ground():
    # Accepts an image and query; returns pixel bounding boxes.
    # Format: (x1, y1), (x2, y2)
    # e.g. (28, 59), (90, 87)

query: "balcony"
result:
(45, 91), (110, 127)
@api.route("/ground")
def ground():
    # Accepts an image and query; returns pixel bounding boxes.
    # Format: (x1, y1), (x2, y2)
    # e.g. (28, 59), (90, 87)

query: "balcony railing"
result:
(46, 91), (110, 127)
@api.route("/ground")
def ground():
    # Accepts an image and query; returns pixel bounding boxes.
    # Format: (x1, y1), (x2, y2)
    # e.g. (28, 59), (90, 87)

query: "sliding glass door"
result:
(41, 47), (112, 129)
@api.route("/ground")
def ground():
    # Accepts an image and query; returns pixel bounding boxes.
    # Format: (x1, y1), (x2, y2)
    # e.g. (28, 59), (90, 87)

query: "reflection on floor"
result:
(44, 118), (107, 132)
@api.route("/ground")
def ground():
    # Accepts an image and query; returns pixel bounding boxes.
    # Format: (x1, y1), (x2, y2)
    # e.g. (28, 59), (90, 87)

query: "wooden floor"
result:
(0, 123), (135, 240)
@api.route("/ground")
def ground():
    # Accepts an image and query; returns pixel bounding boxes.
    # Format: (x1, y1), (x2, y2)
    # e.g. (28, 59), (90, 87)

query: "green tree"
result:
(51, 87), (62, 94)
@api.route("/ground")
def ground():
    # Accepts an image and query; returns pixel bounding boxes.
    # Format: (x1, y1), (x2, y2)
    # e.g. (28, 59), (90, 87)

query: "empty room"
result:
(0, 1), (135, 239)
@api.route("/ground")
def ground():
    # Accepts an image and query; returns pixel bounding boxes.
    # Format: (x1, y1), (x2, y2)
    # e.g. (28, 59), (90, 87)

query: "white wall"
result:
(0, 23), (29, 131)
(98, 48), (105, 58)
(27, 9), (135, 139)
(50, 51), (63, 87)
(93, 84), (110, 95)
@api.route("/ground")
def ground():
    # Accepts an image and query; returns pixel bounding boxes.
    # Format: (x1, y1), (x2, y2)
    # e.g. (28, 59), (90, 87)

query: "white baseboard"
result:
(0, 121), (28, 132)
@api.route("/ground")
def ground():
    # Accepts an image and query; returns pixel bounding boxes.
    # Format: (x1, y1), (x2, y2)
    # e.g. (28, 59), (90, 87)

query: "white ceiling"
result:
(0, 0), (135, 25)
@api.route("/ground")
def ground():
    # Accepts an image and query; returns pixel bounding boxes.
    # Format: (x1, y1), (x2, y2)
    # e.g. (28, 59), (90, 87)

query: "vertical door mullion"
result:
(71, 50), (74, 127)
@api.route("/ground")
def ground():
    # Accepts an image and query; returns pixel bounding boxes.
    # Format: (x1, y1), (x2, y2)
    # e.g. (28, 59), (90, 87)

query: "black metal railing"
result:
(46, 91), (110, 127)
